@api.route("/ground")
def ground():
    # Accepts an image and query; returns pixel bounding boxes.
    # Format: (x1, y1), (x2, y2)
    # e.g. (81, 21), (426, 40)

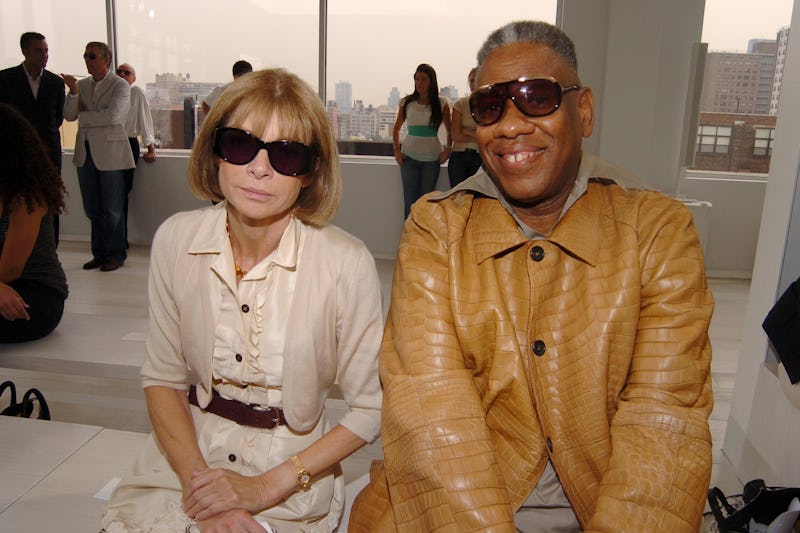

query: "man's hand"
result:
(197, 508), (266, 533)
(143, 146), (157, 163)
(183, 468), (286, 521)
(0, 283), (29, 321)
(61, 74), (78, 95)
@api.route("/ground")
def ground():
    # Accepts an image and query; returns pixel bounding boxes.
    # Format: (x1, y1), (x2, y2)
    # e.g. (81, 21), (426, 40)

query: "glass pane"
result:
(692, 0), (793, 173)
(326, 0), (557, 153)
(718, 126), (732, 136)
(0, 0), (108, 150)
(115, 1), (319, 150)
(715, 144), (729, 154)
(755, 128), (769, 138)
(717, 137), (730, 146)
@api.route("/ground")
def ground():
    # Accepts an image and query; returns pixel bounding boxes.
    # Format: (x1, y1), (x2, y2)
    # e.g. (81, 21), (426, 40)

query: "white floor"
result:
(0, 240), (748, 529)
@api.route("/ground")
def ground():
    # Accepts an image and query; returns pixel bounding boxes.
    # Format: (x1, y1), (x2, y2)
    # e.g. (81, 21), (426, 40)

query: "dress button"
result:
(546, 437), (553, 453)
(531, 340), (546, 356)
(241, 304), (249, 313)
(530, 245), (545, 262)
(235, 353), (243, 362)
(228, 453), (237, 462)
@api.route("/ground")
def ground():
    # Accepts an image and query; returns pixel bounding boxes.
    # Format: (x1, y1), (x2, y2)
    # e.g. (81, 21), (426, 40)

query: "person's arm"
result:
(392, 105), (405, 166)
(451, 100), (476, 143)
(78, 78), (130, 127)
(0, 200), (45, 321)
(133, 87), (157, 162)
(62, 75), (80, 121)
(439, 101), (452, 163)
(585, 195), (713, 533)
(0, 201), (45, 282)
(184, 424), (367, 520)
(380, 203), (515, 531)
(145, 385), (208, 492)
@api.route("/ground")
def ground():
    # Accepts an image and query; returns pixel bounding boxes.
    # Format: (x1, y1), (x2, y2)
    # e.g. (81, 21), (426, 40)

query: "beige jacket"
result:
(64, 71), (134, 171)
(141, 203), (383, 443)
(352, 174), (713, 532)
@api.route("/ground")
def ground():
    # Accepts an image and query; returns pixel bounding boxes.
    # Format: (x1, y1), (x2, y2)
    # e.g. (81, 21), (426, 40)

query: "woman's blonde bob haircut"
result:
(188, 68), (341, 226)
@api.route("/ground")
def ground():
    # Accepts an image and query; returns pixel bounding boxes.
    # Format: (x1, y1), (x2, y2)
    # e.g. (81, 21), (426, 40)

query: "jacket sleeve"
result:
(333, 242), (384, 443)
(586, 195), (714, 532)
(78, 78), (130, 128)
(141, 217), (190, 389)
(380, 203), (516, 532)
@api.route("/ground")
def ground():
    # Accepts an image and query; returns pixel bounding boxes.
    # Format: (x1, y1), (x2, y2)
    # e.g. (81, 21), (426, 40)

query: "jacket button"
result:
(530, 245), (545, 262)
(241, 304), (249, 313)
(235, 353), (243, 362)
(532, 340), (546, 356)
(228, 453), (237, 462)
(546, 437), (553, 453)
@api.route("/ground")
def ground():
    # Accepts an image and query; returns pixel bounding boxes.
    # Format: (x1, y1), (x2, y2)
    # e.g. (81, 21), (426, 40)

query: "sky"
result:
(0, 0), (795, 106)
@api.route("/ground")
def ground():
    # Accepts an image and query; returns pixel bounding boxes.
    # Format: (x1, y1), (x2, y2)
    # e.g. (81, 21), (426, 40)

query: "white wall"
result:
(723, 0), (800, 486)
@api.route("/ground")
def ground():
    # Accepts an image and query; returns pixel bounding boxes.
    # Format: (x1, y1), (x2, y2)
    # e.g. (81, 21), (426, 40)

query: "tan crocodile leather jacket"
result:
(354, 178), (713, 532)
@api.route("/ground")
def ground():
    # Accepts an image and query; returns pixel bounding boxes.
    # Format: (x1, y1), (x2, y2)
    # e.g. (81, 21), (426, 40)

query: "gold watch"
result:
(290, 455), (312, 490)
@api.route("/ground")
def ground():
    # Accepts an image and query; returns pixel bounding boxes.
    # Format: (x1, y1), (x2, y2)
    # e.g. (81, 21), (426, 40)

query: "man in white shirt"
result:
(63, 42), (133, 272)
(116, 62), (156, 248)
(201, 60), (253, 113)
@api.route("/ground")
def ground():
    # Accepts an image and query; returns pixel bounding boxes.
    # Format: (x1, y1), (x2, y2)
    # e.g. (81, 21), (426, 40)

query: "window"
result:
(0, 1), (108, 150)
(754, 127), (775, 156)
(326, 0), (557, 148)
(115, 1), (319, 150)
(697, 125), (731, 154)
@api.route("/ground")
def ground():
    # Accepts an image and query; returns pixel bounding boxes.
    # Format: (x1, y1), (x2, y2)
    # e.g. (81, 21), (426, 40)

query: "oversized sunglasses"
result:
(83, 52), (98, 60)
(116, 68), (131, 76)
(213, 127), (315, 176)
(469, 77), (580, 126)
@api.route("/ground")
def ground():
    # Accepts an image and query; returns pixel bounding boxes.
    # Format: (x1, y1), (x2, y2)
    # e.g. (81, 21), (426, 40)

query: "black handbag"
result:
(707, 479), (800, 532)
(0, 383), (51, 420)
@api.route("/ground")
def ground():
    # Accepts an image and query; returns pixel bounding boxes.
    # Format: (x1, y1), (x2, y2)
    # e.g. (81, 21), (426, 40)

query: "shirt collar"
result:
(22, 62), (43, 81)
(430, 153), (625, 266)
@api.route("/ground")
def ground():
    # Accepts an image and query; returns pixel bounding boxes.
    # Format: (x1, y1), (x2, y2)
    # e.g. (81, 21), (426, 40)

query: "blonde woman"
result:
(102, 69), (383, 533)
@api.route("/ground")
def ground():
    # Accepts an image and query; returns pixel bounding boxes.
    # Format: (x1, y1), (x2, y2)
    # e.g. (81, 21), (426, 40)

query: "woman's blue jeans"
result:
(400, 156), (441, 218)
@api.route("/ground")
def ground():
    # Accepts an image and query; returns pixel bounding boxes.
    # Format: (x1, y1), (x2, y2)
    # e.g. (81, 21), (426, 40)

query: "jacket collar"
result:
(186, 202), (229, 255)
(433, 154), (624, 267)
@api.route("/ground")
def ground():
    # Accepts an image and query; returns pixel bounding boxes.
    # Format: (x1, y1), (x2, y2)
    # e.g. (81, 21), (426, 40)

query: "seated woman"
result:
(101, 69), (384, 532)
(0, 103), (68, 343)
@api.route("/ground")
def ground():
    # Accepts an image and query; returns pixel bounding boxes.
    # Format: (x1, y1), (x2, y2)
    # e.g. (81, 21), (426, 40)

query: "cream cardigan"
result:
(141, 202), (383, 443)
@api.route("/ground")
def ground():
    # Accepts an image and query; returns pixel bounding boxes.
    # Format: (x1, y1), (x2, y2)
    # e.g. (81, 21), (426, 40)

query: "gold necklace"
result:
(226, 220), (248, 277)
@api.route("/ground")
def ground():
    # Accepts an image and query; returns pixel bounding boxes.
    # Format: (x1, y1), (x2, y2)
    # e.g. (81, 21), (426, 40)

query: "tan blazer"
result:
(352, 173), (713, 532)
(141, 203), (384, 443)
(64, 71), (134, 171)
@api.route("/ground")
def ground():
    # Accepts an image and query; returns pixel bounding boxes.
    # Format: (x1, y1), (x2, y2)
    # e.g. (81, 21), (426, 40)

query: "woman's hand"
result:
(183, 466), (292, 521)
(0, 282), (29, 321)
(197, 508), (265, 533)
(439, 146), (452, 164)
(394, 148), (404, 166)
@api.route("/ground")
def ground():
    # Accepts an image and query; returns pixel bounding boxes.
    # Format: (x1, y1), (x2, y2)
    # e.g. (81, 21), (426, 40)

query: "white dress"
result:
(102, 219), (347, 532)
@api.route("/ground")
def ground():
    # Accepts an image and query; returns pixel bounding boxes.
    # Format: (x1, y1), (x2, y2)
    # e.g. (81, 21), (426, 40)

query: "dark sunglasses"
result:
(83, 52), (98, 60)
(469, 77), (580, 126)
(213, 127), (315, 176)
(116, 69), (131, 76)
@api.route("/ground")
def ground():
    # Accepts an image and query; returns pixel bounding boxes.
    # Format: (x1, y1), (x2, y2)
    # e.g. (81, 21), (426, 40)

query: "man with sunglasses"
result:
(63, 42), (134, 272)
(116, 62), (156, 248)
(352, 20), (713, 533)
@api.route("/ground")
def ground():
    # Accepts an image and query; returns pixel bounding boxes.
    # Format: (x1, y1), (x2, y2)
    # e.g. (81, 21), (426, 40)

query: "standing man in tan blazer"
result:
(63, 41), (133, 272)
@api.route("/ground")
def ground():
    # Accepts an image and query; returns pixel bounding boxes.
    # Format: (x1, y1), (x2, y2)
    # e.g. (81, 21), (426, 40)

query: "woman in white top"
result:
(101, 69), (383, 533)
(448, 68), (482, 187)
(392, 63), (452, 218)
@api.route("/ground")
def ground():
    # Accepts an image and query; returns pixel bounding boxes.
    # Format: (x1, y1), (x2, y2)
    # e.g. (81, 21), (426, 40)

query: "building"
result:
(694, 112), (777, 173)
(701, 50), (776, 115)
(387, 86), (400, 107)
(335, 81), (352, 114)
(771, 26), (790, 115)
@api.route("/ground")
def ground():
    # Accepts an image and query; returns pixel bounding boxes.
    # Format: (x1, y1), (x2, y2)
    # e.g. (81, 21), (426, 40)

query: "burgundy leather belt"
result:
(188, 385), (286, 429)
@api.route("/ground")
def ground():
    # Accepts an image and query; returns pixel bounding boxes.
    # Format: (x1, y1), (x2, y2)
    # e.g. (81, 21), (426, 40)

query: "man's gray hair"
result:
(477, 20), (578, 72)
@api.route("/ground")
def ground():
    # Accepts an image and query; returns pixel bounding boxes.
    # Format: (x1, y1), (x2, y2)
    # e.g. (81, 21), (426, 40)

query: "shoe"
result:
(0, 381), (16, 412)
(100, 259), (124, 272)
(83, 257), (104, 270)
